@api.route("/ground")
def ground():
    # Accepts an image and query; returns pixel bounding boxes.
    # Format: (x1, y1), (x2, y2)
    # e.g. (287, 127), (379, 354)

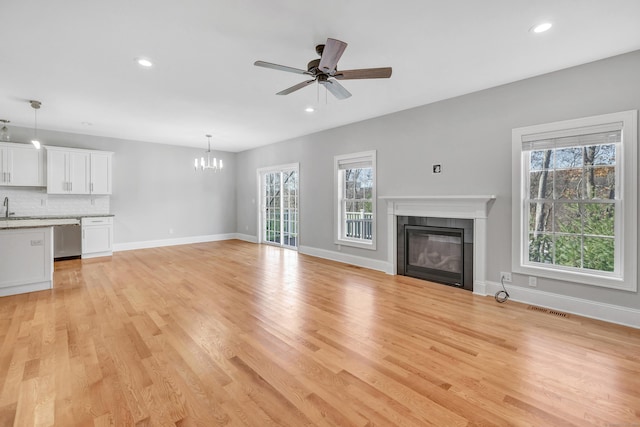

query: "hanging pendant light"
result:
(194, 134), (223, 171)
(0, 120), (10, 142)
(30, 100), (42, 149)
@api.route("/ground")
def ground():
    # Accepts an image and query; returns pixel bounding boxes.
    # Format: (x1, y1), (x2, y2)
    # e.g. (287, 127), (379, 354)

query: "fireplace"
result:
(381, 195), (496, 295)
(397, 217), (473, 290)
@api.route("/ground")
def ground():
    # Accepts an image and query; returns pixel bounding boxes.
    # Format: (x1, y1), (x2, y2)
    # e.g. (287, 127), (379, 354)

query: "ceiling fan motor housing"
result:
(307, 59), (321, 74)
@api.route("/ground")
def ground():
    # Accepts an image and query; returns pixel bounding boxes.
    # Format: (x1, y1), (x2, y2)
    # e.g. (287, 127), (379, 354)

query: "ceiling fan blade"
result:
(334, 67), (392, 80)
(254, 60), (312, 75)
(276, 79), (316, 95)
(318, 38), (347, 75)
(319, 79), (352, 100)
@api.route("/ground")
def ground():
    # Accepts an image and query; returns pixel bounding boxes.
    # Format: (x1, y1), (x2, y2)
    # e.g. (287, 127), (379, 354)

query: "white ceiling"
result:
(1, 0), (640, 153)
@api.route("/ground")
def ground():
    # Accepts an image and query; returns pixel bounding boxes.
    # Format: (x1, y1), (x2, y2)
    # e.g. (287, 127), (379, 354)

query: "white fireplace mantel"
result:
(380, 195), (496, 293)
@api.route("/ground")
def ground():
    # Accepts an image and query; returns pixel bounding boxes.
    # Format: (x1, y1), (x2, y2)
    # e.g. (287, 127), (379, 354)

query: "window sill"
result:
(335, 238), (376, 251)
(513, 263), (636, 292)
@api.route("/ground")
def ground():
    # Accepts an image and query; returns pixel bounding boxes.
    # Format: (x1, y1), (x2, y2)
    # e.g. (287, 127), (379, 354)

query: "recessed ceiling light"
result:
(531, 22), (552, 33)
(305, 107), (315, 113)
(136, 57), (153, 67)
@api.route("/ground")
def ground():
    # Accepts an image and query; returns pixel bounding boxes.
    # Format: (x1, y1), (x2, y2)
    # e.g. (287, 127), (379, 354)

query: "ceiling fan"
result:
(254, 38), (392, 100)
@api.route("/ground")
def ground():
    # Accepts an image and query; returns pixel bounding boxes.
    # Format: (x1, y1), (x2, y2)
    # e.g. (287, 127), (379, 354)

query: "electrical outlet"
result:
(169, 228), (174, 235)
(529, 276), (537, 287)
(500, 272), (512, 282)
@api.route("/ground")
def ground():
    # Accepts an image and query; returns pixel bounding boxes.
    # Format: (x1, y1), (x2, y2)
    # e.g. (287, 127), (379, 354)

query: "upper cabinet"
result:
(0, 142), (45, 187)
(90, 152), (112, 195)
(45, 146), (113, 195)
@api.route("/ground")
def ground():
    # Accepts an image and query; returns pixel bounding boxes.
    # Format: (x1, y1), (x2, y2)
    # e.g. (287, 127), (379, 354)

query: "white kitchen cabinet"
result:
(89, 151), (112, 194)
(0, 142), (45, 187)
(0, 227), (53, 296)
(46, 146), (112, 195)
(46, 147), (89, 194)
(81, 216), (113, 258)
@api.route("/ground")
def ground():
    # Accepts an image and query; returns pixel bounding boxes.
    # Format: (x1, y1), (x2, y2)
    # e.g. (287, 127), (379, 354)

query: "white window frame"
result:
(334, 150), (377, 250)
(512, 110), (637, 291)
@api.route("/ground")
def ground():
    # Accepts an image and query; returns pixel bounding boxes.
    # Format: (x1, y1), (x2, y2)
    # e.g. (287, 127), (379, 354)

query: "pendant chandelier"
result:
(30, 100), (42, 149)
(194, 134), (222, 171)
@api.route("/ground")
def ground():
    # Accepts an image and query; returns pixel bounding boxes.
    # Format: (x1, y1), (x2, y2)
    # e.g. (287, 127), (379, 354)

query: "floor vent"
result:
(527, 305), (569, 318)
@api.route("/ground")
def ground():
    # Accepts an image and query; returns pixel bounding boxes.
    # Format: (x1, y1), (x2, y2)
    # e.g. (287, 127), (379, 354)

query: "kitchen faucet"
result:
(3, 196), (10, 218)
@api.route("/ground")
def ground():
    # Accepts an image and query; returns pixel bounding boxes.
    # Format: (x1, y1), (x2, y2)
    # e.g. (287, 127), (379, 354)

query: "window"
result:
(512, 110), (637, 291)
(335, 151), (376, 250)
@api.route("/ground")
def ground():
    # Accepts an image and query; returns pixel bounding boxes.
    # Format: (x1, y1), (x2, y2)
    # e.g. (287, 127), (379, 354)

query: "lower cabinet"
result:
(0, 227), (53, 296)
(81, 217), (113, 258)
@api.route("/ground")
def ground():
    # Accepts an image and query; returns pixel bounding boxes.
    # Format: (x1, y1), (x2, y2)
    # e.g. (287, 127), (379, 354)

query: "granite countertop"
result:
(4, 213), (115, 220)
(0, 214), (114, 230)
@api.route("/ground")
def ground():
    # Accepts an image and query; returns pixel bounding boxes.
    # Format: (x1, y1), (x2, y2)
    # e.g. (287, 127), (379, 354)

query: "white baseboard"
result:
(82, 250), (113, 259)
(234, 233), (258, 243)
(113, 233), (240, 252)
(0, 281), (52, 297)
(482, 280), (640, 329)
(298, 245), (392, 273)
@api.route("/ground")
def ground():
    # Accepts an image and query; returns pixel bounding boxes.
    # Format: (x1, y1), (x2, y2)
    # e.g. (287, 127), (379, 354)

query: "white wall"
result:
(2, 128), (237, 247)
(235, 49), (640, 313)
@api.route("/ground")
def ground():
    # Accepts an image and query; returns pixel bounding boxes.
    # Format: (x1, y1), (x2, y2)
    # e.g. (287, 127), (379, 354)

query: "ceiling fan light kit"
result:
(254, 38), (392, 100)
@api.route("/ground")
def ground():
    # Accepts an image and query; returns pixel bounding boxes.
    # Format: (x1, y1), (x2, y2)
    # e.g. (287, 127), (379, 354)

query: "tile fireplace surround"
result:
(380, 195), (496, 294)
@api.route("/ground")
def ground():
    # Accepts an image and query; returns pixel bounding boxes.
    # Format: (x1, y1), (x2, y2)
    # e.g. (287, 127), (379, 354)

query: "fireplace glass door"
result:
(405, 225), (464, 287)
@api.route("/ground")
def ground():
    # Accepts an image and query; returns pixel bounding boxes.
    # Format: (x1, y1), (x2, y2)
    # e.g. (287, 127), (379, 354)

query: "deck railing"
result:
(346, 212), (373, 240)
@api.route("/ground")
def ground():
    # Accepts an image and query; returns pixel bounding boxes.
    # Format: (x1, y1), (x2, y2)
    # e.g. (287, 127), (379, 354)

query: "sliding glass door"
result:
(259, 164), (299, 249)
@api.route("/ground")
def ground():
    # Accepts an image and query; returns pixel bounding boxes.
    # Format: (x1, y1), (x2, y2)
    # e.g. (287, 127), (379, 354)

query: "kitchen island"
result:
(0, 215), (112, 296)
(0, 225), (57, 297)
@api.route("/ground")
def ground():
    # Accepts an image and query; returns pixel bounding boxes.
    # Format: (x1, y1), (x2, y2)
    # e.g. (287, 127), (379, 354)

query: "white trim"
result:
(299, 245), (392, 273)
(113, 233), (240, 252)
(235, 233), (258, 243)
(481, 281), (640, 329)
(380, 195), (496, 290)
(334, 150), (377, 250)
(0, 281), (52, 297)
(82, 250), (113, 259)
(512, 110), (637, 291)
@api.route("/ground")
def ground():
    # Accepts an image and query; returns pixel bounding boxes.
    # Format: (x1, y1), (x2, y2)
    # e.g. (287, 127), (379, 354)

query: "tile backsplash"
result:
(0, 187), (110, 217)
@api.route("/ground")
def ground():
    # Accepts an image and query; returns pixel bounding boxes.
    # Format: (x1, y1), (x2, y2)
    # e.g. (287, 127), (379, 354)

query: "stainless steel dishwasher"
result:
(54, 224), (82, 260)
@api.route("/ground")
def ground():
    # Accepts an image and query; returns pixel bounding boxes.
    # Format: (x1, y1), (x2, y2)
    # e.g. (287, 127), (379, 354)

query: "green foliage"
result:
(529, 202), (615, 272)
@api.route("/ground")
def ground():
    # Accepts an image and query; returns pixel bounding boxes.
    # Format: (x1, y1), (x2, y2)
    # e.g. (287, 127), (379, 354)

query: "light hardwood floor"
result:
(1, 240), (639, 426)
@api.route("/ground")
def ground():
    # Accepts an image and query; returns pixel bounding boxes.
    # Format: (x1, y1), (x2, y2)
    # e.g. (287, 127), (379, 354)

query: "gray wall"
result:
(7, 128), (236, 244)
(235, 49), (640, 309)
